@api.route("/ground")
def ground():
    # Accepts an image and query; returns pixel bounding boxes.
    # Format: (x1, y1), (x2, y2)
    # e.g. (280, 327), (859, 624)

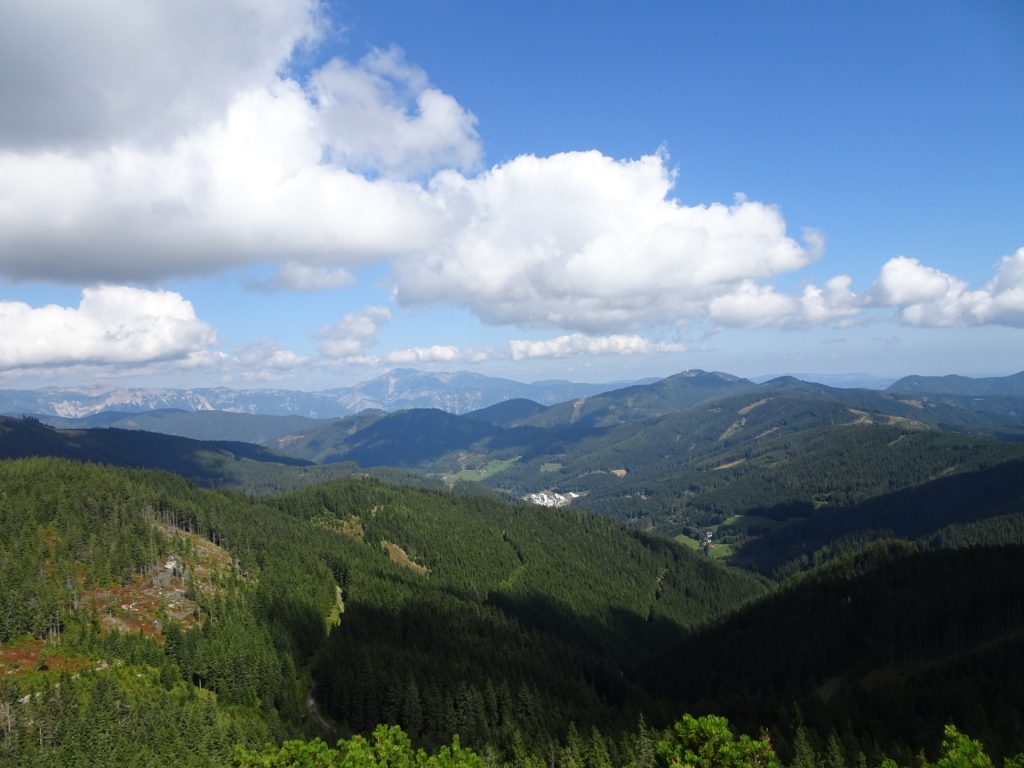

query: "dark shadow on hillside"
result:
(649, 544), (1024, 760)
(0, 417), (312, 486)
(731, 458), (1024, 574)
(312, 585), (692, 752)
(314, 546), (1024, 759)
(743, 500), (815, 521)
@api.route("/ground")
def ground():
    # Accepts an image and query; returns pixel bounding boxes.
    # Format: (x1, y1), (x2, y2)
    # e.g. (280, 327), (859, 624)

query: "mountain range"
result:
(8, 367), (1021, 422)
(888, 370), (1024, 397)
(3, 367), (1024, 764)
(0, 369), (651, 419)
(6, 367), (1024, 575)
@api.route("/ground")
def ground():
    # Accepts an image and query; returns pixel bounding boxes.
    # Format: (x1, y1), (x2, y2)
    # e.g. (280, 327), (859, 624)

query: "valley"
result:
(1, 368), (1023, 766)
(4, 0), (1021, 763)
(21, 367), (1021, 576)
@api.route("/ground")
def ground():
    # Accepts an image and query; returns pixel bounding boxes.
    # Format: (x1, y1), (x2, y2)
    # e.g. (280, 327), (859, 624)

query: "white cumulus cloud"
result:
(2, 0), (1020, 363)
(0, 81), (447, 283)
(871, 251), (1024, 327)
(312, 46), (481, 176)
(0, 286), (215, 369)
(0, 5), (825, 337)
(874, 256), (963, 307)
(0, 7), (473, 285)
(234, 338), (311, 371)
(396, 151), (816, 332)
(801, 275), (863, 325)
(709, 275), (862, 328)
(0, 0), (321, 150)
(981, 248), (1024, 326)
(708, 283), (801, 328)
(317, 305), (391, 359)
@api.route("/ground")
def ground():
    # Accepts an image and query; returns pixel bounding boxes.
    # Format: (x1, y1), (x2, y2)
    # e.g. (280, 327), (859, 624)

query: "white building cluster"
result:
(523, 490), (580, 508)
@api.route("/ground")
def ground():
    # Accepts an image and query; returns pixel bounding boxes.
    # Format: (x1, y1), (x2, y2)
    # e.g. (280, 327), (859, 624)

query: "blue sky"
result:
(0, 0), (1021, 389)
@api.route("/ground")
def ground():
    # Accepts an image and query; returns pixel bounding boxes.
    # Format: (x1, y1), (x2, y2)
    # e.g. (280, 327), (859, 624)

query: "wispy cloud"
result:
(383, 345), (463, 364)
(247, 262), (356, 293)
(508, 333), (684, 360)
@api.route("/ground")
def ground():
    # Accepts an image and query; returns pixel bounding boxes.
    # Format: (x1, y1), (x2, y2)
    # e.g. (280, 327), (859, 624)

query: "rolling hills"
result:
(3, 369), (1024, 764)
(0, 457), (764, 763)
(226, 375), (1024, 562)
(7, 369), (1024, 571)
(0, 414), (311, 474)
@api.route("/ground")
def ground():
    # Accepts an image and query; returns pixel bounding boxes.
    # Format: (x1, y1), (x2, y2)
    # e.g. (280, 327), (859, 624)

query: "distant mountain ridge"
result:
(0, 414), (311, 480)
(9, 368), (1022, 420)
(7, 369), (1024, 596)
(38, 408), (325, 445)
(888, 370), (1024, 397)
(0, 369), (648, 419)
(20, 369), (1024, 462)
(517, 369), (758, 428)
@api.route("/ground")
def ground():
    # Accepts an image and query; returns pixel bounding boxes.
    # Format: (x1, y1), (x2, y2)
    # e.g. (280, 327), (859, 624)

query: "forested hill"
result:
(888, 371), (1024, 397)
(514, 369), (759, 429)
(266, 478), (766, 746)
(653, 541), (1024, 760)
(729, 456), (1024, 576)
(0, 414), (409, 494)
(4, 457), (1022, 765)
(4, 371), (1024, 765)
(0, 457), (763, 766)
(36, 407), (325, 445)
(0, 414), (311, 473)
(9, 382), (1024, 573)
(464, 397), (550, 426)
(483, 389), (1024, 531)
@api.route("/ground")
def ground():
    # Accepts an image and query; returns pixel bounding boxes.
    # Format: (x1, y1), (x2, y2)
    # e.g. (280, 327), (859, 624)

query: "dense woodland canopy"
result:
(2, 372), (1024, 765)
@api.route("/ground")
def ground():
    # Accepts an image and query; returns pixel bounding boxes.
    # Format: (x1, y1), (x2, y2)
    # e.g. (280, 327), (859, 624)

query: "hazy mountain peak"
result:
(888, 371), (1024, 397)
(1, 369), (650, 419)
(674, 369), (747, 383)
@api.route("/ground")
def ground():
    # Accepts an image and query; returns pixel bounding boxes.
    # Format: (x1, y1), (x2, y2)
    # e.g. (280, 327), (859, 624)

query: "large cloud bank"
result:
(0, 0), (1020, 374)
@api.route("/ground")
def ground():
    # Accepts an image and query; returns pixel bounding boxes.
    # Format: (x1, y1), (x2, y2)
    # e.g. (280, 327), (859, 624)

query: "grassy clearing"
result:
(674, 534), (733, 560)
(314, 514), (365, 542)
(711, 458), (747, 471)
(540, 462), (562, 473)
(380, 540), (430, 576)
(708, 542), (733, 559)
(325, 585), (344, 631)
(445, 458), (518, 482)
(675, 534), (702, 551)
